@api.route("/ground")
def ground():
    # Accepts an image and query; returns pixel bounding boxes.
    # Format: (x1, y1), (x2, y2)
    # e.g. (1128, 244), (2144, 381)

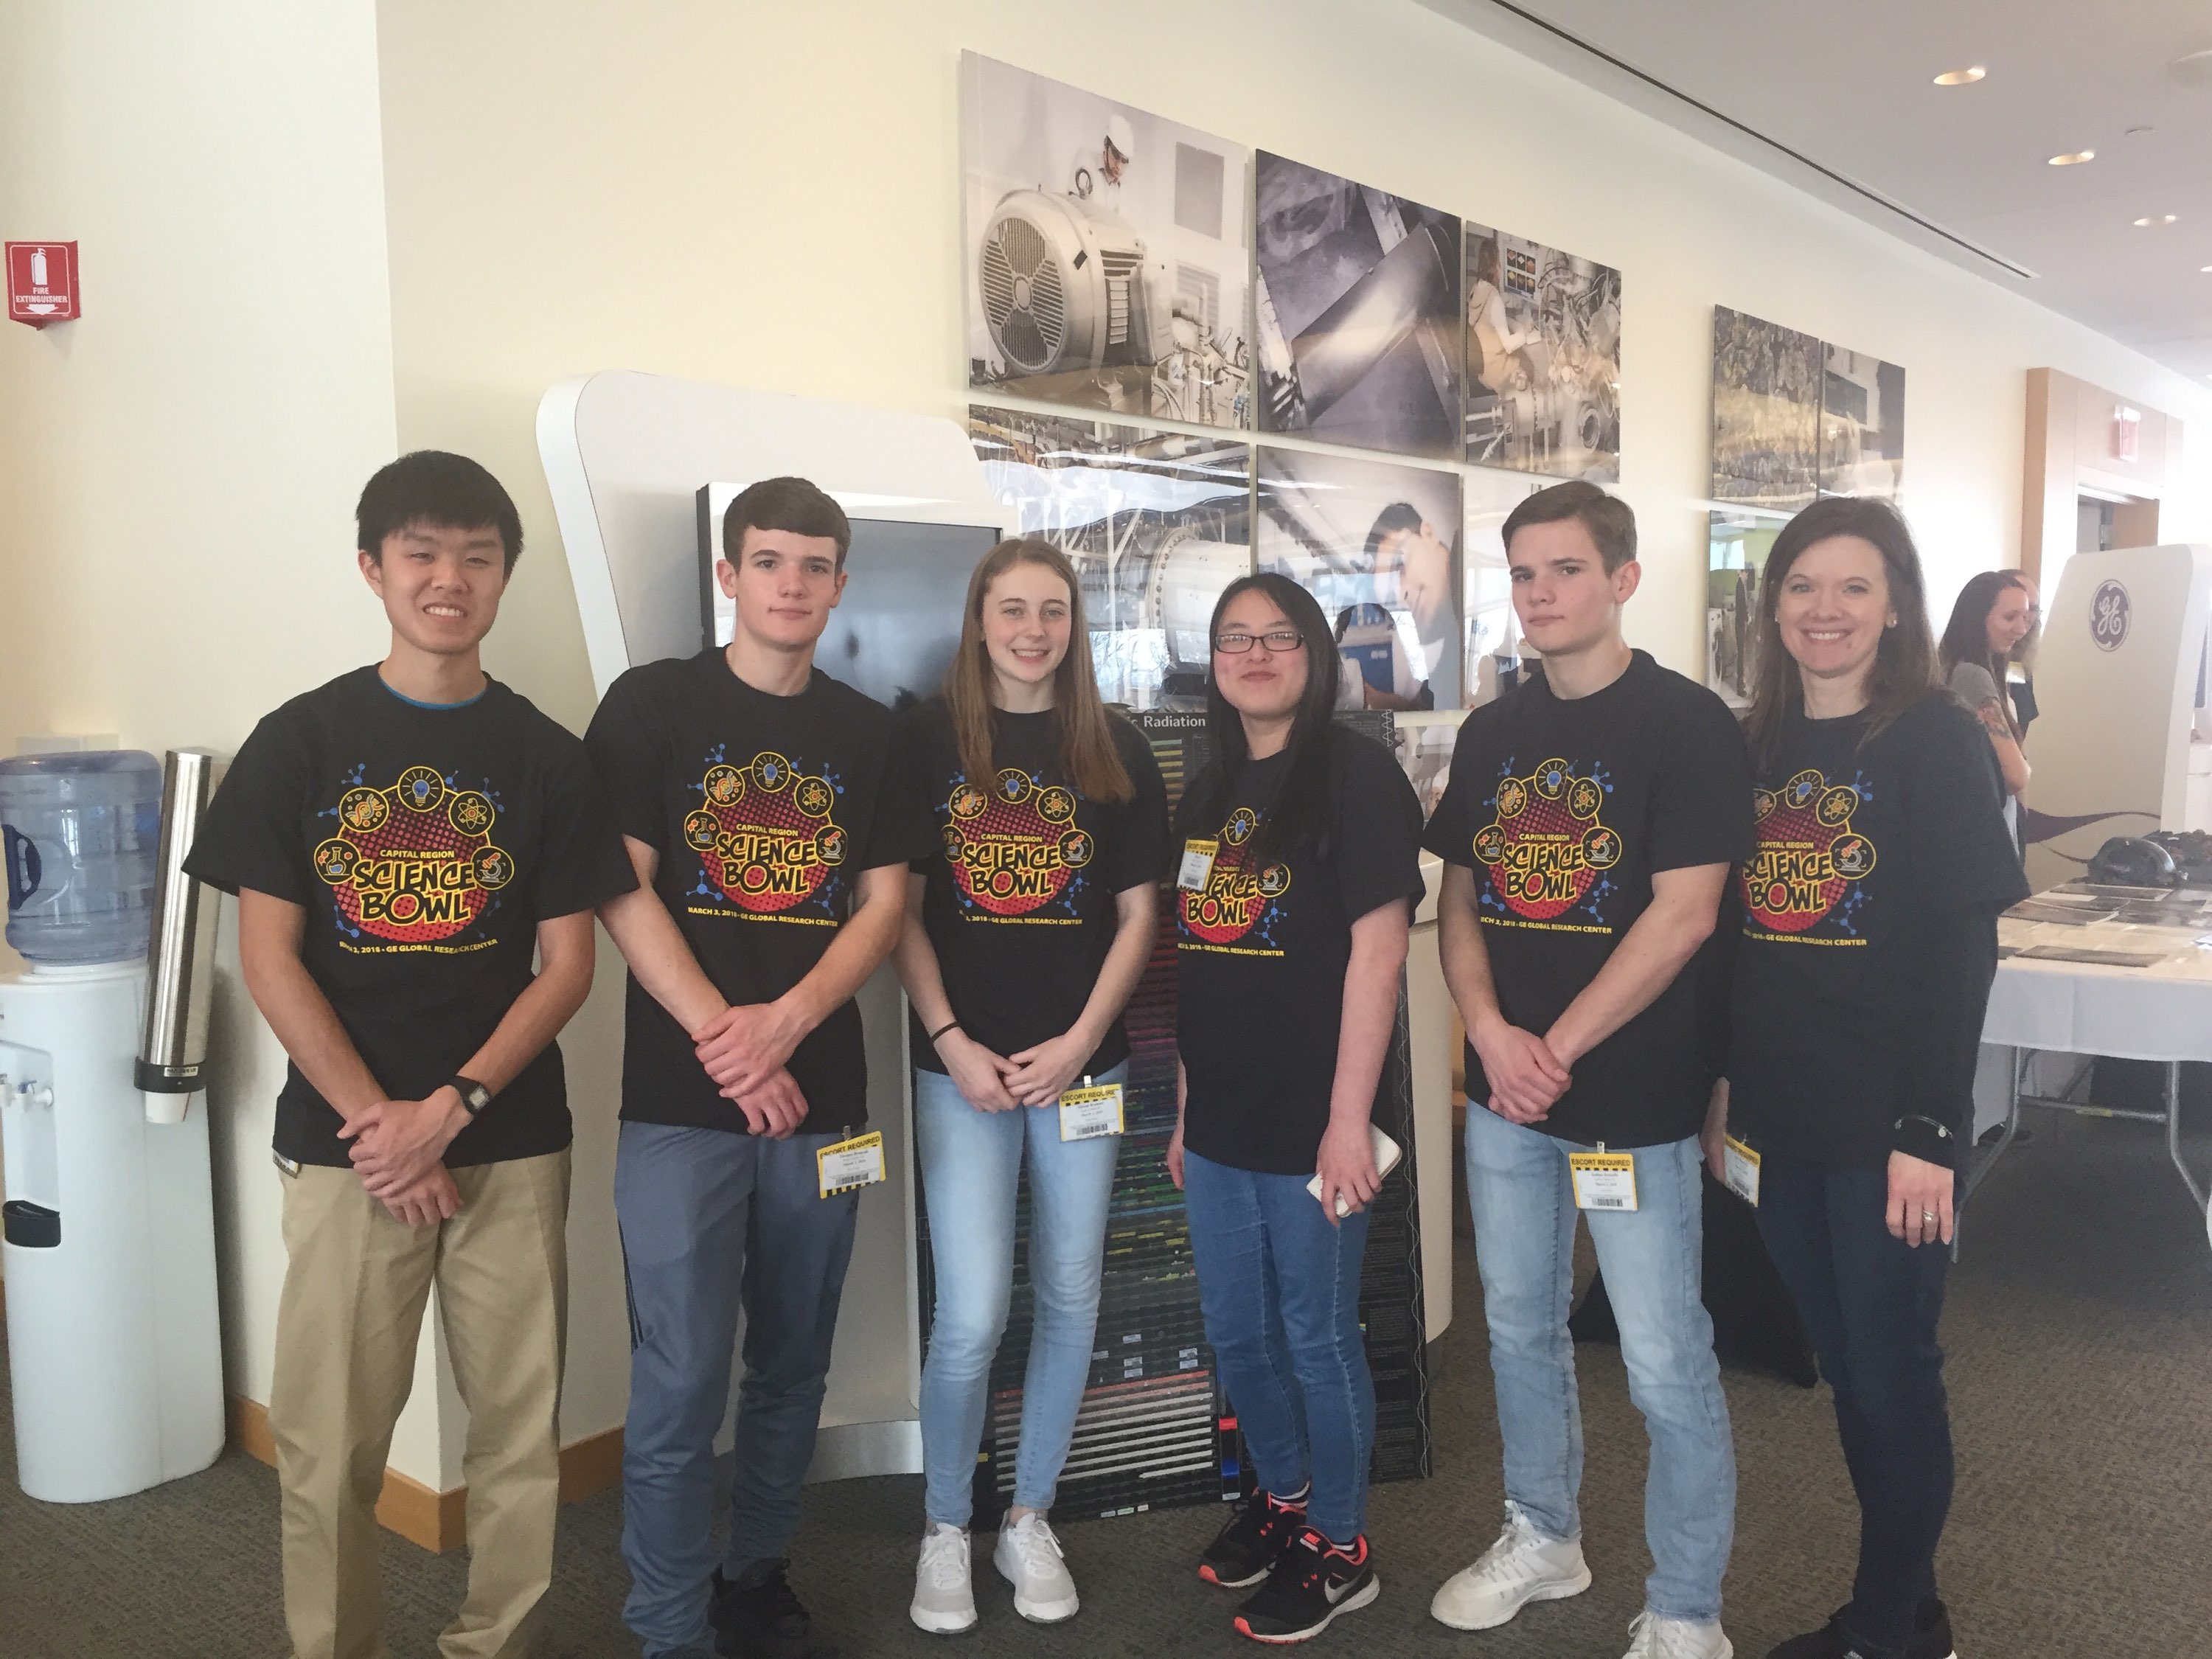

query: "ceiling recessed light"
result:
(2048, 150), (2096, 166)
(2135, 214), (2179, 227)
(1934, 66), (1986, 86)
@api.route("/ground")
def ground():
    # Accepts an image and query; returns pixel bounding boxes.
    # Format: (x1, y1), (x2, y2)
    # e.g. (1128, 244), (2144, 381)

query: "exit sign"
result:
(7, 243), (80, 327)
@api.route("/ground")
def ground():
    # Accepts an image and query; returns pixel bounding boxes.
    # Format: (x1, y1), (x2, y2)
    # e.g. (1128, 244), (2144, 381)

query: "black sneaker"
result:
(1232, 1528), (1378, 1644)
(1910, 1598), (1956, 1659)
(1765, 1610), (1903, 1659)
(1200, 1488), (1309, 1588)
(712, 1559), (835, 1659)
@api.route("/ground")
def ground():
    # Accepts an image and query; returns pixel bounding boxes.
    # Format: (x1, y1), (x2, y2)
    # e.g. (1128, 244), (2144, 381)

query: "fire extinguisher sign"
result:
(7, 242), (81, 327)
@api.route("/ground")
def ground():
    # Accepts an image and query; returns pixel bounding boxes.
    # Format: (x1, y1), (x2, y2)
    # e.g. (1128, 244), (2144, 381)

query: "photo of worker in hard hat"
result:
(1464, 226), (1622, 483)
(1256, 445), (1463, 706)
(1252, 152), (1463, 458)
(962, 52), (1251, 429)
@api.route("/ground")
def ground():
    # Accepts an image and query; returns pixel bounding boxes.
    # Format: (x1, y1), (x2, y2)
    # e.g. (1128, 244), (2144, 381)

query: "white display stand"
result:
(2022, 543), (2212, 891)
(538, 372), (1012, 1480)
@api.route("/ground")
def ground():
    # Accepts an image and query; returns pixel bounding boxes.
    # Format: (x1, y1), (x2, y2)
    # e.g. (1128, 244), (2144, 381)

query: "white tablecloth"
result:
(1983, 914), (2212, 1064)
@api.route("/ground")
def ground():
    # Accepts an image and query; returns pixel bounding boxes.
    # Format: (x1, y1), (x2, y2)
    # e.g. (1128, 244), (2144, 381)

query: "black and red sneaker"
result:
(1199, 1488), (1309, 1588)
(1232, 1528), (1379, 1644)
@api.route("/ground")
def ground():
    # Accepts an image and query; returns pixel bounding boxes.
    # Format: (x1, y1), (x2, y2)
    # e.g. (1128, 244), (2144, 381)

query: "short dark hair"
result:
(1503, 480), (1636, 572)
(355, 451), (524, 574)
(722, 476), (852, 567)
(1363, 501), (1424, 562)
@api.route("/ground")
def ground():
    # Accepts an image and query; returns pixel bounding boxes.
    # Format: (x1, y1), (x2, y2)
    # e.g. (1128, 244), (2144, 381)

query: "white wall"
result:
(10, 0), (2211, 1493)
(0, 1), (459, 1484)
(368, 0), (2211, 1449)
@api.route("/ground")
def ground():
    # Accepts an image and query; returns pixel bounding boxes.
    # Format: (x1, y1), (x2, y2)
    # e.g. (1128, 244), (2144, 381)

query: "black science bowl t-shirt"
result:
(1727, 692), (2028, 1167)
(583, 651), (934, 1135)
(183, 667), (637, 1168)
(1424, 652), (1753, 1148)
(902, 699), (1169, 1077)
(1175, 729), (1424, 1177)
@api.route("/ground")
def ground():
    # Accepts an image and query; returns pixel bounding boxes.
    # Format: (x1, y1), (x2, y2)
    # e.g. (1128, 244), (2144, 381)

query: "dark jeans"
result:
(613, 1121), (861, 1658)
(1754, 1156), (1953, 1653)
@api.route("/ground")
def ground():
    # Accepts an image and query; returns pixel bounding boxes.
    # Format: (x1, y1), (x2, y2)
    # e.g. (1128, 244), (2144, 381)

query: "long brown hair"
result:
(1938, 570), (2028, 737)
(1744, 495), (1940, 767)
(943, 538), (1133, 804)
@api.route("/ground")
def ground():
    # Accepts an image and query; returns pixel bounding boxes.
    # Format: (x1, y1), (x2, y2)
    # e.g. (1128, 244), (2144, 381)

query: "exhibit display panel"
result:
(961, 52), (1252, 430)
(1463, 226), (1621, 483)
(2019, 543), (2212, 891)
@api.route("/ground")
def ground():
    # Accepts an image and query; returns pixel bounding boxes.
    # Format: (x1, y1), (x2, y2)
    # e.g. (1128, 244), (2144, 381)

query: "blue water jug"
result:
(0, 750), (164, 965)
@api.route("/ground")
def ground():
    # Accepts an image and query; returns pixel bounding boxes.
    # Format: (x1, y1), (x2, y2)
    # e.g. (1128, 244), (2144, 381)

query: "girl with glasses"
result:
(1169, 573), (1424, 1644)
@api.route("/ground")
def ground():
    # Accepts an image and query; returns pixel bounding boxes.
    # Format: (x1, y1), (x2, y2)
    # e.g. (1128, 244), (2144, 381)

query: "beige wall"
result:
(369, 0), (2212, 1456)
(10, 0), (2212, 1491)
(0, 0), (455, 1479)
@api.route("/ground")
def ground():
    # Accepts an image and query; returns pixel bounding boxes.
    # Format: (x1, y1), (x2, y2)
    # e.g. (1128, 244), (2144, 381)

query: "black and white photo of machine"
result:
(1464, 226), (1621, 481)
(963, 53), (1251, 429)
(1252, 152), (1463, 458)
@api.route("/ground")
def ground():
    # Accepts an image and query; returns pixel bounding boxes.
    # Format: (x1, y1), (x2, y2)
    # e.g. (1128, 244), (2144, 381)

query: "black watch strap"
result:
(449, 1076), (493, 1119)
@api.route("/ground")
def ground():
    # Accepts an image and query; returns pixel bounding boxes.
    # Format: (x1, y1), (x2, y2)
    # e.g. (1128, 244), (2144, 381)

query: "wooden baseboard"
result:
(226, 1394), (624, 1554)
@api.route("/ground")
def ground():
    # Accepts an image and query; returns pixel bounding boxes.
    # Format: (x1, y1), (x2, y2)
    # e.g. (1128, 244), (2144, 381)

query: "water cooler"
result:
(0, 748), (225, 1501)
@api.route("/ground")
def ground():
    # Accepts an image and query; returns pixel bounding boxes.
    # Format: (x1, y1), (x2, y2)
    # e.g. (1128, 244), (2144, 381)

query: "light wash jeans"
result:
(1464, 1106), (1736, 1623)
(1183, 1149), (1375, 1544)
(914, 1062), (1124, 1528)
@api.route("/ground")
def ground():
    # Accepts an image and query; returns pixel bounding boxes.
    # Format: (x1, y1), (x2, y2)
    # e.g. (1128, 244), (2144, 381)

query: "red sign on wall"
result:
(7, 243), (80, 327)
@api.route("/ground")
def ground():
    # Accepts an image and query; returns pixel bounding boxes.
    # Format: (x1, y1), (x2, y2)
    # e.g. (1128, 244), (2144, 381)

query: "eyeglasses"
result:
(1214, 628), (1305, 654)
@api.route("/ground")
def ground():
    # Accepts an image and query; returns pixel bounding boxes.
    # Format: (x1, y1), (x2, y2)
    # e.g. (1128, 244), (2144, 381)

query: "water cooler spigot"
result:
(135, 750), (222, 1124)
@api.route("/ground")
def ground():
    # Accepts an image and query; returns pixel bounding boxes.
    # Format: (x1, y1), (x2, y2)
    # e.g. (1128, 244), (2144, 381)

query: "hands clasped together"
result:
(1470, 1015), (1572, 1124)
(341, 1091), (471, 1226)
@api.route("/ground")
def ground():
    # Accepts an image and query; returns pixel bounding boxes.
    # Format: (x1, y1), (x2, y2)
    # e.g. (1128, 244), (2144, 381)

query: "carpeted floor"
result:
(7, 1111), (2211, 1658)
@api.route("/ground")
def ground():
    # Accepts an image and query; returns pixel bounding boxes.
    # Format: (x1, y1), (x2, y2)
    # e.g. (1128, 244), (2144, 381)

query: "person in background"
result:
(1169, 574), (1423, 1644)
(1425, 481), (1747, 1659)
(894, 538), (1168, 1635)
(1467, 236), (1531, 398)
(184, 452), (636, 1659)
(1937, 571), (2034, 838)
(585, 477), (933, 1659)
(2006, 572), (2041, 742)
(1708, 496), (2026, 1659)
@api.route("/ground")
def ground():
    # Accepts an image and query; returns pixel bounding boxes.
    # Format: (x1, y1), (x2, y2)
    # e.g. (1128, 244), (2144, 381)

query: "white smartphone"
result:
(1305, 1124), (1404, 1217)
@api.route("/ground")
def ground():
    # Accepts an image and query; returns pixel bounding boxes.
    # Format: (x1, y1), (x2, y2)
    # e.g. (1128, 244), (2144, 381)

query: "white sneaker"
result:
(1624, 1609), (1733, 1659)
(910, 1522), (977, 1635)
(1429, 1503), (1592, 1630)
(992, 1512), (1079, 1624)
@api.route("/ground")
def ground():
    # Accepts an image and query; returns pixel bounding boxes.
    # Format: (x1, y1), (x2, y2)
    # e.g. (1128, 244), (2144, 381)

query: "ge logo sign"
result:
(2090, 580), (2130, 652)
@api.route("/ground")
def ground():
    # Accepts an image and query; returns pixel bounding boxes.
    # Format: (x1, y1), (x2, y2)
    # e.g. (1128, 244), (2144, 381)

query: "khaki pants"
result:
(270, 1150), (571, 1659)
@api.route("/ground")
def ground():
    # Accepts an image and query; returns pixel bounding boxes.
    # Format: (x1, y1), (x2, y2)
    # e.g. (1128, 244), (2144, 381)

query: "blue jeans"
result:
(1754, 1155), (1953, 1654)
(1183, 1149), (1375, 1544)
(1464, 1107), (1736, 1623)
(915, 1062), (1124, 1528)
(613, 1120), (860, 1659)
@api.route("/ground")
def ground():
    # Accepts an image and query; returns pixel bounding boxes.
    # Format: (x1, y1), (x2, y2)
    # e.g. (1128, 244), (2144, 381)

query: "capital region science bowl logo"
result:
(1742, 768), (1878, 934)
(682, 751), (846, 914)
(1472, 757), (1621, 921)
(1180, 804), (1293, 946)
(944, 768), (1092, 915)
(314, 766), (512, 943)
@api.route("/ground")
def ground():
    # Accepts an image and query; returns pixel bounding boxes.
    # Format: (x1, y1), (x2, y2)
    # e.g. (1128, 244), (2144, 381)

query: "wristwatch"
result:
(448, 1076), (493, 1119)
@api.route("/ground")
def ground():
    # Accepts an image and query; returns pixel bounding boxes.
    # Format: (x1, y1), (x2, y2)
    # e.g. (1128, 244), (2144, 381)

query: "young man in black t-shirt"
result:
(1422, 484), (1751, 1659)
(186, 453), (636, 1659)
(585, 478), (933, 1659)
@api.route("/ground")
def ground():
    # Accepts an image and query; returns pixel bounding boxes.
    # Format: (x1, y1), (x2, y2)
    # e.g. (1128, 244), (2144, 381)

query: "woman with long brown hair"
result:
(1705, 498), (2025, 1659)
(1937, 571), (2034, 831)
(891, 538), (1167, 1636)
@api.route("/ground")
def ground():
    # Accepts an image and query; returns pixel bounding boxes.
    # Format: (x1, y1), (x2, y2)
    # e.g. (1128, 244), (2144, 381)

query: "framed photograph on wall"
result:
(1464, 226), (1621, 481)
(1818, 341), (1905, 499)
(968, 404), (1253, 710)
(1252, 153), (1462, 458)
(1711, 305), (1820, 508)
(1462, 465), (1547, 708)
(961, 53), (1252, 429)
(1254, 444), (1463, 709)
(1705, 504), (1794, 707)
